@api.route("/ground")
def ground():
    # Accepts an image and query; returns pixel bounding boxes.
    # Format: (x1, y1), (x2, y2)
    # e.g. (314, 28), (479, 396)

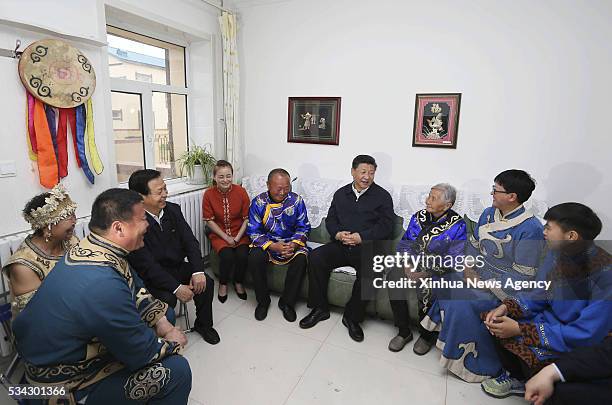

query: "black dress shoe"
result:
(234, 283), (247, 300)
(195, 326), (220, 345)
(342, 316), (364, 342)
(218, 293), (228, 303)
(299, 308), (330, 329)
(278, 300), (297, 322)
(254, 303), (269, 321)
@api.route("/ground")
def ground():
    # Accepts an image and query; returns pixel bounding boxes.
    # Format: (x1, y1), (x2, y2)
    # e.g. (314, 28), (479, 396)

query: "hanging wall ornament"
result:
(18, 38), (103, 188)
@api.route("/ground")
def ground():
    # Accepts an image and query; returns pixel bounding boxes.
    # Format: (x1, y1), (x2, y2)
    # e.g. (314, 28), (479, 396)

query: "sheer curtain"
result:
(218, 12), (243, 180)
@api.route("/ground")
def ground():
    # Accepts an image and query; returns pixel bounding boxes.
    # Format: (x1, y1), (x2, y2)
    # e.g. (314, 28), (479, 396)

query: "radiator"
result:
(0, 189), (209, 302)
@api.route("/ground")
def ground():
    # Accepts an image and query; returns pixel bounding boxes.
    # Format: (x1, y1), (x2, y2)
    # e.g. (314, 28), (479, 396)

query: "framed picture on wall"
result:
(287, 97), (341, 145)
(412, 93), (461, 148)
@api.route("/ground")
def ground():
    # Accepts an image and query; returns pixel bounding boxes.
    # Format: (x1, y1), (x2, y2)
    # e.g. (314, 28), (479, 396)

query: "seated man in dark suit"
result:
(525, 336), (611, 405)
(300, 155), (394, 342)
(127, 169), (219, 345)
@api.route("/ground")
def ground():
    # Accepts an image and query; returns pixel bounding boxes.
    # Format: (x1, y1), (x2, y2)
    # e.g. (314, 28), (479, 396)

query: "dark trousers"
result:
(494, 338), (536, 381)
(387, 267), (437, 340)
(218, 244), (249, 285)
(147, 262), (214, 330)
(248, 248), (307, 307)
(308, 241), (377, 323)
(545, 380), (611, 405)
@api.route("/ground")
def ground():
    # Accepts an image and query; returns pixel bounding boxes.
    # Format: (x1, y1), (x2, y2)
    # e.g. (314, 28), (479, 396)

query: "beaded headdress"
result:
(23, 184), (77, 231)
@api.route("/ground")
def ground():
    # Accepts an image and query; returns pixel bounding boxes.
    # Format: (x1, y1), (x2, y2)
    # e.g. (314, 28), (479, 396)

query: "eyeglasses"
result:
(491, 185), (511, 194)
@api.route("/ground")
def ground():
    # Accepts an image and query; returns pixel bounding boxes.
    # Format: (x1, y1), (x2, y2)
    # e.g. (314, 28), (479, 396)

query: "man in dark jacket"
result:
(524, 336), (611, 405)
(127, 169), (219, 345)
(299, 155), (394, 341)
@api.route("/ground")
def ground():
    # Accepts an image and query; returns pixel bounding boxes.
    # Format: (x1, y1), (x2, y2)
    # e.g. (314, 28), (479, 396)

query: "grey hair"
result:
(431, 183), (457, 206)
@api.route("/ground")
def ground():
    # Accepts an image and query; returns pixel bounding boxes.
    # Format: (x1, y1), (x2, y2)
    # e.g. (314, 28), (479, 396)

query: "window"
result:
(107, 25), (188, 182)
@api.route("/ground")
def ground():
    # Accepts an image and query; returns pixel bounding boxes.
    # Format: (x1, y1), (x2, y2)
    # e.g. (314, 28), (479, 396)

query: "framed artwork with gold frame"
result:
(412, 93), (461, 148)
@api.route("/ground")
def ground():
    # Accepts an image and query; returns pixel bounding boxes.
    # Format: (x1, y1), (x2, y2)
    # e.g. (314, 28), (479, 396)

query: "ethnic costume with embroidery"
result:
(18, 39), (103, 188)
(421, 205), (544, 382)
(247, 191), (311, 264)
(495, 244), (612, 374)
(2, 184), (78, 315)
(12, 233), (189, 405)
(390, 209), (467, 337)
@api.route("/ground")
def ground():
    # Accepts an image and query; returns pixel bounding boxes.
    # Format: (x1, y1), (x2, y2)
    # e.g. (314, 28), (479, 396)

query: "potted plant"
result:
(176, 144), (216, 185)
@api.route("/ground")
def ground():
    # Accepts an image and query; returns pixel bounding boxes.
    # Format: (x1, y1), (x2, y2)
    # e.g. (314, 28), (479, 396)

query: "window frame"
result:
(107, 25), (190, 182)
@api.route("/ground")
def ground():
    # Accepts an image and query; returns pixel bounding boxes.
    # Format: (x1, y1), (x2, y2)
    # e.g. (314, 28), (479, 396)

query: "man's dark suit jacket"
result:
(128, 201), (203, 293)
(326, 182), (394, 241)
(555, 336), (612, 382)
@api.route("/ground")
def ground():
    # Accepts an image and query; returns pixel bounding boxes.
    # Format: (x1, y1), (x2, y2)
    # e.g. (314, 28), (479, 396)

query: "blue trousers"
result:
(76, 355), (191, 404)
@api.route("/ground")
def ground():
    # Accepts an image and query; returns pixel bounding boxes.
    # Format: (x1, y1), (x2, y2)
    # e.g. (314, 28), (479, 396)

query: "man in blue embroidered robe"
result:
(480, 202), (612, 399)
(422, 170), (545, 382)
(13, 189), (191, 404)
(247, 168), (311, 322)
(386, 183), (467, 355)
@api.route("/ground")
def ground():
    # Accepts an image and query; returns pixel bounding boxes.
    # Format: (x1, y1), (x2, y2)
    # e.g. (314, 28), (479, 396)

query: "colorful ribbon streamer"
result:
(57, 109), (69, 178)
(33, 98), (59, 188)
(85, 98), (103, 175)
(25, 93), (37, 161)
(75, 104), (95, 184)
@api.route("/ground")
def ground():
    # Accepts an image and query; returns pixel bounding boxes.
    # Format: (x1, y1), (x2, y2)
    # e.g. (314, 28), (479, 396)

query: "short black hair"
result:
(352, 155), (377, 170)
(544, 202), (602, 240)
(494, 169), (536, 204)
(128, 169), (161, 195)
(267, 168), (290, 182)
(23, 192), (51, 236)
(89, 189), (143, 233)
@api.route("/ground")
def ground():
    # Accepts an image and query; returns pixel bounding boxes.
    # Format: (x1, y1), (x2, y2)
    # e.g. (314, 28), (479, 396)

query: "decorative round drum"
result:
(18, 39), (96, 108)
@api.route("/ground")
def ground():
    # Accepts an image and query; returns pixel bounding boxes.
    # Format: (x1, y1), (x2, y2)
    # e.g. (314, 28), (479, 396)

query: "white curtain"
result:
(218, 12), (242, 180)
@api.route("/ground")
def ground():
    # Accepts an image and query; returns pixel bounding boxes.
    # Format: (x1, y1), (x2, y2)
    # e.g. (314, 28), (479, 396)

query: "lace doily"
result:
(243, 175), (549, 229)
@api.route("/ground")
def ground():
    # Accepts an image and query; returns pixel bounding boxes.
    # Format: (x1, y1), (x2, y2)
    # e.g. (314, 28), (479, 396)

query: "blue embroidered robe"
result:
(397, 208), (467, 273)
(12, 233), (181, 401)
(422, 205), (544, 382)
(500, 245), (612, 369)
(247, 191), (311, 264)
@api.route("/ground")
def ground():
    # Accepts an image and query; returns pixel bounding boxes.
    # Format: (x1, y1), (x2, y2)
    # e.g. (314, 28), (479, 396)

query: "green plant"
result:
(176, 144), (216, 183)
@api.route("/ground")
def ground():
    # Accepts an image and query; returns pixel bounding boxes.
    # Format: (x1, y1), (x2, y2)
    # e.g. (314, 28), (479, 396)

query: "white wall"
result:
(238, 0), (612, 239)
(0, 0), (222, 236)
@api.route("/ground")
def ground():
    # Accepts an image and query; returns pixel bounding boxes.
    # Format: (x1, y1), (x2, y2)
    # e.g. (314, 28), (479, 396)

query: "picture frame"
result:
(412, 93), (461, 148)
(287, 97), (341, 145)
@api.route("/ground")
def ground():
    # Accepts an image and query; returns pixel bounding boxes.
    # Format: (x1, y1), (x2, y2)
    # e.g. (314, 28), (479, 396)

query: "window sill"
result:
(165, 178), (208, 196)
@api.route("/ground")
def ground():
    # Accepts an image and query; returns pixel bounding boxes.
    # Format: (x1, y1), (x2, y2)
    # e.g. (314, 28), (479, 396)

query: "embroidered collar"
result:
(494, 204), (525, 221)
(217, 184), (233, 194)
(24, 235), (66, 260)
(66, 232), (132, 283)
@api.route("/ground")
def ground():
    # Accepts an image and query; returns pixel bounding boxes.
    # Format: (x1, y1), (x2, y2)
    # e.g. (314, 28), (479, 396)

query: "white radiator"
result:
(0, 188), (209, 301)
(167, 189), (209, 258)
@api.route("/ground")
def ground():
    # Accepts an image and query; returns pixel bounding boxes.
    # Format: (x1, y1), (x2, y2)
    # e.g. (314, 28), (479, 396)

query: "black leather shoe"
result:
(299, 308), (330, 329)
(342, 316), (364, 342)
(278, 300), (297, 322)
(218, 293), (228, 303)
(196, 326), (220, 345)
(254, 303), (269, 321)
(234, 283), (247, 300)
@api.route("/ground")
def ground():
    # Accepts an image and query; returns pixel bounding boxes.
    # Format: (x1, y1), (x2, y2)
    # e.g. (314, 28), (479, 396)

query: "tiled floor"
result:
(182, 285), (529, 405)
(0, 284), (529, 405)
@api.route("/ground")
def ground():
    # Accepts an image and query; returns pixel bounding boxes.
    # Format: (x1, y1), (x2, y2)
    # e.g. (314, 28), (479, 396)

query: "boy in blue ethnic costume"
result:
(13, 189), (191, 405)
(387, 183), (467, 355)
(247, 168), (311, 322)
(480, 202), (612, 398)
(421, 170), (545, 382)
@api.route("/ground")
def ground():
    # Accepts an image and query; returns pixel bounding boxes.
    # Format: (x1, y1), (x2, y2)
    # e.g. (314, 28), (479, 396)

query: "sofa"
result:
(207, 175), (538, 322)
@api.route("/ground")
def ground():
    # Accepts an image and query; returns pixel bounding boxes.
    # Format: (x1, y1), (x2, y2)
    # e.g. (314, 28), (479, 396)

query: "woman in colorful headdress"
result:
(2, 184), (78, 314)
